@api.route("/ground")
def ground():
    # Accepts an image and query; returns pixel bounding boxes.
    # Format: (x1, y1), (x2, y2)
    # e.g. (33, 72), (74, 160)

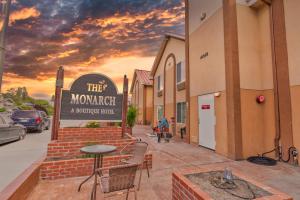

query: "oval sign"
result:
(60, 73), (123, 121)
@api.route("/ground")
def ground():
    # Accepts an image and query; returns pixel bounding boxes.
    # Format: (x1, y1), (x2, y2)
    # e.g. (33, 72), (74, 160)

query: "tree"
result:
(127, 105), (137, 128)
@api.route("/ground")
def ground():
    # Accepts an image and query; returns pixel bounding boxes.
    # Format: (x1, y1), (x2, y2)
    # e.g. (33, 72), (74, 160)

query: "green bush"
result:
(0, 107), (6, 112)
(127, 106), (137, 128)
(85, 121), (101, 128)
(18, 105), (33, 110)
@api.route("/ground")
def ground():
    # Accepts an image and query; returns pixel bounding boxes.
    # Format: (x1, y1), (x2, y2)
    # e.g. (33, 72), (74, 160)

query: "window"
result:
(176, 61), (185, 84)
(157, 105), (164, 121)
(157, 75), (163, 91)
(177, 102), (186, 123)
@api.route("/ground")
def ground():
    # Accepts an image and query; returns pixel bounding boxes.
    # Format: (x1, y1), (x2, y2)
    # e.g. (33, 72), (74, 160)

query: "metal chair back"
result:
(130, 141), (148, 164)
(105, 164), (139, 193)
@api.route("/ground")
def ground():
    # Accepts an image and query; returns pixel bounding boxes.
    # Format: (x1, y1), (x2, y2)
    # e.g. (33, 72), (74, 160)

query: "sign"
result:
(60, 73), (123, 121)
(202, 105), (210, 110)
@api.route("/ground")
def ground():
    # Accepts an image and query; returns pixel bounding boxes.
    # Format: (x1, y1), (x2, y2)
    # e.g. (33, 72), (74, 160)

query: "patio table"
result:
(77, 145), (117, 200)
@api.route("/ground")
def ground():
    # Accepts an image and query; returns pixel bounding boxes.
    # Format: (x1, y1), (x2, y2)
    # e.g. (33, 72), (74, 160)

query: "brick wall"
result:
(47, 138), (135, 160)
(172, 169), (293, 200)
(172, 172), (209, 200)
(41, 154), (152, 180)
(57, 127), (123, 141)
(41, 127), (153, 180)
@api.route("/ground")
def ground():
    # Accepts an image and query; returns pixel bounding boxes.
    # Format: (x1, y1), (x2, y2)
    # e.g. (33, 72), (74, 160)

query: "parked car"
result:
(0, 114), (26, 145)
(11, 110), (50, 133)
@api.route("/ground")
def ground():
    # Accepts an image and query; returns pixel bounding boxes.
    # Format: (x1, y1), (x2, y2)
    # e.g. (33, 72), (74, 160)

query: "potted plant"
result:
(126, 105), (137, 135)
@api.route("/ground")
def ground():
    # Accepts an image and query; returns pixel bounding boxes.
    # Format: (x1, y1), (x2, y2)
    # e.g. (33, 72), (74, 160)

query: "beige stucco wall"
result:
(237, 4), (273, 90)
(236, 4), (277, 158)
(153, 37), (185, 126)
(189, 3), (226, 150)
(240, 89), (276, 158)
(284, 0), (300, 152)
(189, 8), (226, 97)
(285, 0), (300, 86)
(145, 86), (153, 125)
(189, 0), (223, 34)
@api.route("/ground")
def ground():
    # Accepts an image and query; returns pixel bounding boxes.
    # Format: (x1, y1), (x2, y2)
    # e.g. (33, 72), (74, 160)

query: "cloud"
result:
(9, 7), (41, 25)
(3, 0), (185, 99)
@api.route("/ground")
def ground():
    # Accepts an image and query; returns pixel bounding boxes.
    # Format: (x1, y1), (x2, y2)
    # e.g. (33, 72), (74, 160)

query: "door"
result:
(198, 94), (216, 150)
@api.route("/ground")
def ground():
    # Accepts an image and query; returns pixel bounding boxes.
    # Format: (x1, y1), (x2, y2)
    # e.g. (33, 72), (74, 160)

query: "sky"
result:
(2, 0), (185, 100)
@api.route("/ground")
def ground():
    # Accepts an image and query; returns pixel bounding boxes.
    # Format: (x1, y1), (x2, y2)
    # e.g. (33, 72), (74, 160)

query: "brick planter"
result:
(172, 167), (292, 200)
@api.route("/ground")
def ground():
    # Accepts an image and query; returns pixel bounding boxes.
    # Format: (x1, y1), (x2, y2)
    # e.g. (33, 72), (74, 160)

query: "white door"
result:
(198, 94), (216, 150)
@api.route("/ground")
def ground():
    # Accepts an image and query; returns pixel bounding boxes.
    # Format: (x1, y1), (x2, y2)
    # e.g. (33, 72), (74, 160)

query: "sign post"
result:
(51, 66), (64, 140)
(121, 75), (128, 137)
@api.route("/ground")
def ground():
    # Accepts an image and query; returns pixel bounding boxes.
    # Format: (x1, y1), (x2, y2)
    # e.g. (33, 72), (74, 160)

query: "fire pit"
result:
(172, 167), (293, 200)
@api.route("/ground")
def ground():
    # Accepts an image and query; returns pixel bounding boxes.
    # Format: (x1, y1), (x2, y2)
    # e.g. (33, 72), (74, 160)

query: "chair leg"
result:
(145, 161), (150, 178)
(126, 188), (130, 200)
(138, 166), (143, 191)
(134, 187), (137, 200)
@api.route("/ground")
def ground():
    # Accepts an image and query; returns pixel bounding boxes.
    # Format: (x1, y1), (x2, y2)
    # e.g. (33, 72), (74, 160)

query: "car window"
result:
(12, 111), (38, 118)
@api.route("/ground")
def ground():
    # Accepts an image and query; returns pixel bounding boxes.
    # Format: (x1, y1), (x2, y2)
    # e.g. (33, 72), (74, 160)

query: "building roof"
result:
(130, 69), (153, 93)
(150, 33), (185, 76)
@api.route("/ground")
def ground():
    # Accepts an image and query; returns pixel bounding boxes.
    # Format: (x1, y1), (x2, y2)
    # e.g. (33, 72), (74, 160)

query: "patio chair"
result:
(120, 140), (150, 190)
(96, 164), (139, 200)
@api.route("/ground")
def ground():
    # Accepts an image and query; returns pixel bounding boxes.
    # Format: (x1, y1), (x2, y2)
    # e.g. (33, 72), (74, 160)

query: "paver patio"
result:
(27, 125), (300, 199)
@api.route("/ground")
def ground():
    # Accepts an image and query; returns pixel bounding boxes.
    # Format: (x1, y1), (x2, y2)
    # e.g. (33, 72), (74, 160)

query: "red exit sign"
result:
(202, 105), (210, 110)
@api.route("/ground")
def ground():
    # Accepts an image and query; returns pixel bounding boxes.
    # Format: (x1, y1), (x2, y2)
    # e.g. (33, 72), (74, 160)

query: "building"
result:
(151, 33), (186, 139)
(130, 69), (153, 125)
(185, 0), (300, 160)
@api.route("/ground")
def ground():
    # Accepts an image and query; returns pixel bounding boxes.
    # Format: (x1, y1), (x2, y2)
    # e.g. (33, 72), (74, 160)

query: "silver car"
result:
(0, 114), (26, 145)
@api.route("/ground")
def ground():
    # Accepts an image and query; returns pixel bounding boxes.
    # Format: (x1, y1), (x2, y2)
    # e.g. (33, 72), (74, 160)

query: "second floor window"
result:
(157, 75), (163, 91)
(176, 61), (185, 84)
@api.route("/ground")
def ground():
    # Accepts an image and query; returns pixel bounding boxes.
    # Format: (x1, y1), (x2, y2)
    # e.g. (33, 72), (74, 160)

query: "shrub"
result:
(85, 121), (101, 128)
(0, 107), (6, 112)
(18, 105), (33, 110)
(127, 106), (137, 128)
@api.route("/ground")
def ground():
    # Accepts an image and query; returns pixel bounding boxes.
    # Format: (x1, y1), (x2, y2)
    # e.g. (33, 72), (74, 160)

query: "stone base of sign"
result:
(40, 154), (152, 180)
(41, 127), (152, 180)
(46, 137), (135, 160)
(57, 127), (123, 141)
(172, 166), (293, 200)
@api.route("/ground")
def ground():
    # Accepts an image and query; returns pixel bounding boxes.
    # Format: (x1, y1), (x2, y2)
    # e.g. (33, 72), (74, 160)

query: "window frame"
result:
(157, 105), (164, 122)
(176, 61), (186, 84)
(157, 75), (164, 91)
(176, 102), (186, 124)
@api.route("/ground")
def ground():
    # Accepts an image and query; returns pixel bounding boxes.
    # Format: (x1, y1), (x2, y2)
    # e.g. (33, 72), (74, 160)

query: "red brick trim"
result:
(57, 127), (122, 141)
(0, 155), (45, 200)
(41, 153), (153, 180)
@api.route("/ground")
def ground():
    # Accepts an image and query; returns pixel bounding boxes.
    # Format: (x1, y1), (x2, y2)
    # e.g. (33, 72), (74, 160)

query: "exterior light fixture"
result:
(214, 92), (221, 97)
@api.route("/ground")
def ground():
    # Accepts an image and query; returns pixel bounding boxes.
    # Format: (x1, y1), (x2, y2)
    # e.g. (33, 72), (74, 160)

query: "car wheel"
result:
(19, 130), (26, 140)
(37, 126), (43, 133)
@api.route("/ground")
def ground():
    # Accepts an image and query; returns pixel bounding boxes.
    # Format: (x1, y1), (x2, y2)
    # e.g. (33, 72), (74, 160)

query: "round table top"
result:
(80, 145), (117, 155)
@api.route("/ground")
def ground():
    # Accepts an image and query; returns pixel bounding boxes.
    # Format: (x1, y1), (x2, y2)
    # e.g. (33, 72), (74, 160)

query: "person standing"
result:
(157, 117), (169, 143)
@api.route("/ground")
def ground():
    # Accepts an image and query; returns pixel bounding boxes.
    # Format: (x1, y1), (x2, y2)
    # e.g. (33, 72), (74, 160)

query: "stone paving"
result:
(27, 125), (300, 199)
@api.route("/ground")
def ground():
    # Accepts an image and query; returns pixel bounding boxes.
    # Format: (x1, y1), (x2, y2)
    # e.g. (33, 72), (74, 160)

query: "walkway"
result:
(27, 125), (300, 199)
